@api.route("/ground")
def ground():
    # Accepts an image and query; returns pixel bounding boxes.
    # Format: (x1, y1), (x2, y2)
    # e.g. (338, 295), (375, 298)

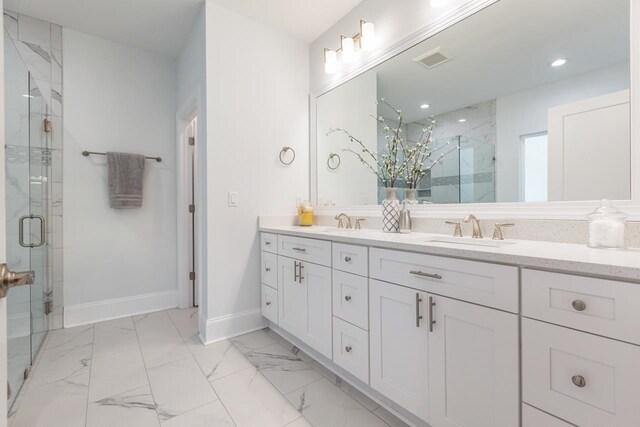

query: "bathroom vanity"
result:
(259, 225), (640, 427)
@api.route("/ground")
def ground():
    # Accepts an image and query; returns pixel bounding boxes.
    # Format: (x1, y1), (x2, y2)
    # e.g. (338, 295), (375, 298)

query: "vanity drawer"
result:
(369, 248), (519, 312)
(522, 404), (573, 427)
(278, 235), (332, 267)
(333, 243), (368, 276)
(522, 318), (640, 427)
(522, 269), (640, 345)
(332, 317), (369, 384)
(261, 251), (278, 290)
(261, 233), (278, 254)
(261, 284), (278, 324)
(332, 270), (368, 330)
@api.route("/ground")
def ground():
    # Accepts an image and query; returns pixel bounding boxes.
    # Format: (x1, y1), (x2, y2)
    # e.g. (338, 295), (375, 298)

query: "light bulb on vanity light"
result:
(360, 20), (376, 51)
(324, 49), (338, 74)
(341, 36), (356, 63)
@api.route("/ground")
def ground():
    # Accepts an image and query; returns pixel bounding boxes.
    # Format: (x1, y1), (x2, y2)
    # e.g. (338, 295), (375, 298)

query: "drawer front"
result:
(261, 233), (278, 254)
(261, 284), (278, 324)
(332, 317), (369, 384)
(523, 404), (574, 427)
(522, 318), (640, 427)
(523, 269), (640, 345)
(332, 270), (368, 330)
(278, 235), (332, 267)
(333, 243), (368, 276)
(261, 251), (278, 290)
(370, 247), (519, 312)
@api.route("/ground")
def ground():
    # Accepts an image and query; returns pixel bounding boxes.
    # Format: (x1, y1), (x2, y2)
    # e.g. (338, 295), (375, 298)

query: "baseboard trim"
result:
(202, 308), (267, 344)
(64, 290), (178, 327)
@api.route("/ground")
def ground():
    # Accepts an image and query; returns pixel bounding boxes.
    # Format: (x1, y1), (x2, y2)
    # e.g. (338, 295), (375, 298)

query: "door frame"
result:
(176, 90), (202, 309)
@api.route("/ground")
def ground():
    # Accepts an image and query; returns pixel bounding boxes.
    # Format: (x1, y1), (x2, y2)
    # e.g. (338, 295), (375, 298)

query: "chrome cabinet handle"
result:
(429, 296), (436, 332)
(19, 215), (46, 248)
(292, 247), (306, 253)
(410, 270), (442, 280)
(572, 300), (587, 312)
(572, 375), (586, 388)
(265, 240), (271, 246)
(416, 293), (423, 327)
(265, 267), (271, 272)
(344, 256), (352, 263)
(344, 295), (352, 302)
(345, 345), (352, 353)
(266, 301), (271, 306)
(298, 263), (304, 283)
(293, 261), (299, 282)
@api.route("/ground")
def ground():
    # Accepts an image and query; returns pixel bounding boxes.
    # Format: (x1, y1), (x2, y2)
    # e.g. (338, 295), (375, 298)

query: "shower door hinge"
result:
(44, 300), (52, 315)
(189, 271), (196, 281)
(188, 137), (195, 146)
(23, 368), (30, 380)
(189, 204), (195, 213)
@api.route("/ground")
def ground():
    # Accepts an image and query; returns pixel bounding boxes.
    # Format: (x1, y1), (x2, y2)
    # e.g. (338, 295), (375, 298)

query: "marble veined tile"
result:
(265, 328), (313, 363)
(93, 316), (140, 358)
(307, 360), (380, 411)
(88, 348), (148, 403)
(14, 41), (50, 81)
(86, 385), (159, 427)
(167, 307), (198, 339)
(284, 417), (313, 427)
(246, 343), (322, 395)
(30, 326), (92, 386)
(373, 407), (410, 427)
(147, 356), (219, 421)
(285, 378), (390, 427)
(18, 14), (51, 48)
(135, 311), (191, 368)
(231, 328), (277, 353)
(11, 373), (89, 427)
(4, 11), (18, 40)
(211, 367), (300, 427)
(160, 400), (235, 427)
(188, 337), (252, 382)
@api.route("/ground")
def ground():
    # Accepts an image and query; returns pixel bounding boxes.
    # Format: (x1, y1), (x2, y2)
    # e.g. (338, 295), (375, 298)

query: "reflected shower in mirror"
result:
(316, 0), (631, 206)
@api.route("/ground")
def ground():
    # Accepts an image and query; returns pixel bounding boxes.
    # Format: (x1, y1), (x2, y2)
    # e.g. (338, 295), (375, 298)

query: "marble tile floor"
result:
(8, 308), (409, 427)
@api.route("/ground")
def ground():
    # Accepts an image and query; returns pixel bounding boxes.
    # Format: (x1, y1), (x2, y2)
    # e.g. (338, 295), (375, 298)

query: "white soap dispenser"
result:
(587, 199), (627, 249)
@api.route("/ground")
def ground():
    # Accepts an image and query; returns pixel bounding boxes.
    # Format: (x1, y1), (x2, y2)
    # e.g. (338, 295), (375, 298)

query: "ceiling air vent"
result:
(413, 48), (452, 69)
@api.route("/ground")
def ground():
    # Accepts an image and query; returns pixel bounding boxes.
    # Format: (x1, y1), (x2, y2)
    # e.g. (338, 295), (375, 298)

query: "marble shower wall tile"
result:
(14, 41), (51, 81)
(18, 14), (51, 48)
(4, 11), (18, 40)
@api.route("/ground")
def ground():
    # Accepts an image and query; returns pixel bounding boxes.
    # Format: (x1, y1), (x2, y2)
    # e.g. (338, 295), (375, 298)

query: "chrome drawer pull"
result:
(345, 345), (352, 353)
(344, 295), (352, 302)
(344, 256), (352, 263)
(298, 264), (304, 283)
(572, 375), (586, 388)
(410, 270), (442, 280)
(416, 293), (423, 327)
(572, 300), (587, 312)
(292, 247), (307, 253)
(293, 261), (300, 282)
(429, 296), (436, 332)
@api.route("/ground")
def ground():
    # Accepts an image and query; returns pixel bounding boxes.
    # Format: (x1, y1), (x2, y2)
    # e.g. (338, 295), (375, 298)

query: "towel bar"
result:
(82, 151), (162, 162)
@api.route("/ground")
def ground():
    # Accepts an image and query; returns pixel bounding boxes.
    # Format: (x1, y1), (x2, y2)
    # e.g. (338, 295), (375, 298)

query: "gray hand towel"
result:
(107, 152), (146, 209)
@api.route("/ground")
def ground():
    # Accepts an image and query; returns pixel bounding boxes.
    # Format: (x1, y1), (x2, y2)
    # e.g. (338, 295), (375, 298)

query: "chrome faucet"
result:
(463, 214), (482, 239)
(335, 213), (352, 229)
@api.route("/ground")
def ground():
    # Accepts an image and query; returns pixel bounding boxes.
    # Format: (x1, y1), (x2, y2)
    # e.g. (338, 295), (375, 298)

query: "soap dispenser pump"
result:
(399, 202), (412, 234)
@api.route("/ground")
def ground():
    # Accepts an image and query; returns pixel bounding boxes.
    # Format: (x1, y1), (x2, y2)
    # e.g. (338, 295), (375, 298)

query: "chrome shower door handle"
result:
(19, 215), (46, 248)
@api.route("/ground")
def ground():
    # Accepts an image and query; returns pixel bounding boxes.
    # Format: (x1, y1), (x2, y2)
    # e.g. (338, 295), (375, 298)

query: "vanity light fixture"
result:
(551, 58), (567, 67)
(324, 49), (338, 74)
(420, 104), (431, 109)
(323, 20), (375, 73)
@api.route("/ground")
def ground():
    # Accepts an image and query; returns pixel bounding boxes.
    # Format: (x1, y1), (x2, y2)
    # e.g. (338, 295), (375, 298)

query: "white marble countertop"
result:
(259, 224), (640, 281)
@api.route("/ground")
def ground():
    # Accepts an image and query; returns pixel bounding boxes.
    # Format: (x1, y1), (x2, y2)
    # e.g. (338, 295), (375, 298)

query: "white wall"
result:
(495, 62), (630, 202)
(63, 29), (178, 325)
(317, 70), (378, 206)
(202, 1), (309, 342)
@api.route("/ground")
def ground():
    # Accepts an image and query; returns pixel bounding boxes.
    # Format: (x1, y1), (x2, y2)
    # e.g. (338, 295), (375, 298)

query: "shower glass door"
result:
(4, 31), (51, 410)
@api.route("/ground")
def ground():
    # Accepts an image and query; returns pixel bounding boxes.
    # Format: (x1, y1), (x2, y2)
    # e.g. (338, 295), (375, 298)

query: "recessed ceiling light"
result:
(551, 58), (567, 67)
(458, 118), (467, 123)
(420, 104), (430, 109)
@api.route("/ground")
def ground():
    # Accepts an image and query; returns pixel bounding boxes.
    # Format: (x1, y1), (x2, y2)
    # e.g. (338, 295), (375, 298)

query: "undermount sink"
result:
(312, 227), (356, 233)
(423, 236), (516, 248)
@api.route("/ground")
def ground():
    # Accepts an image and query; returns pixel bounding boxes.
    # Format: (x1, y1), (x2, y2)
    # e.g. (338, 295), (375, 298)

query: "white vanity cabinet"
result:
(277, 253), (332, 359)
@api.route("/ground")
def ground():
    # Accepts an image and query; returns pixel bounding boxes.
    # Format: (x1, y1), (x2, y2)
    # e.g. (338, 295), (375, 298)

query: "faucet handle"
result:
(445, 221), (463, 237)
(492, 223), (514, 240)
(355, 218), (366, 230)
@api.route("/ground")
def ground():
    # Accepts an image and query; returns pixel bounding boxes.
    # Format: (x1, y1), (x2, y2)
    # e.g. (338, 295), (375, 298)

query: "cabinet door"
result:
(278, 256), (305, 337)
(428, 295), (519, 427)
(369, 279), (429, 422)
(300, 261), (332, 359)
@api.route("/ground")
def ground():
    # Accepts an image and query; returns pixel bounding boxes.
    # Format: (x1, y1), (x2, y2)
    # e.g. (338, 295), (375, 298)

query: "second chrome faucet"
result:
(463, 214), (483, 239)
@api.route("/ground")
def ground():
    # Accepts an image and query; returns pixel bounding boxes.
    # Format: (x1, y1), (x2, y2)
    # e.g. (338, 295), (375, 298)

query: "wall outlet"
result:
(228, 192), (239, 207)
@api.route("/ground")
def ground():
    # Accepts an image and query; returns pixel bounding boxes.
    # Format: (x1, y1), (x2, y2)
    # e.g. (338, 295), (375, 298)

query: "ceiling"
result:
(369, 0), (630, 122)
(207, 0), (362, 43)
(4, 0), (361, 57)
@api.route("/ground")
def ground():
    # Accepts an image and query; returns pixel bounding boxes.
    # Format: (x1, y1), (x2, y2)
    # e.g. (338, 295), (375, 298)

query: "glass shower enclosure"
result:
(5, 31), (52, 409)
